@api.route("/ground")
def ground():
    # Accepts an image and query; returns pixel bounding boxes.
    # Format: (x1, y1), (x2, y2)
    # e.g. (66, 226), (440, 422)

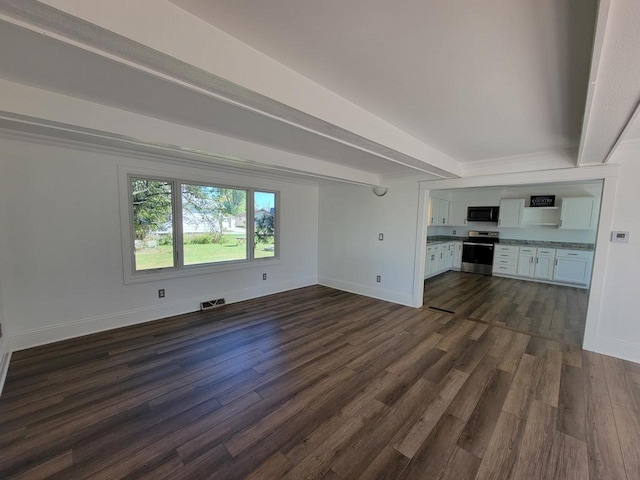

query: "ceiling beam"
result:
(577, 0), (640, 165)
(0, 0), (463, 178)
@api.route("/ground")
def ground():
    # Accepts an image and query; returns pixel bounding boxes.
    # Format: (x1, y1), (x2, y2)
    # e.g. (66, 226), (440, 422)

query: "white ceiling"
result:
(1, 0), (638, 182)
(172, 0), (597, 162)
(0, 20), (425, 179)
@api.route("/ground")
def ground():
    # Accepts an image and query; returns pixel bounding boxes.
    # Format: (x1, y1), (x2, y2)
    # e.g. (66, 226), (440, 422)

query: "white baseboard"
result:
(9, 277), (317, 352)
(0, 337), (11, 397)
(318, 276), (414, 307)
(594, 335), (640, 364)
(492, 273), (590, 289)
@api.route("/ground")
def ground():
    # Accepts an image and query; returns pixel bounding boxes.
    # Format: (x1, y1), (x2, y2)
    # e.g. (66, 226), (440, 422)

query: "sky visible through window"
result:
(255, 191), (275, 211)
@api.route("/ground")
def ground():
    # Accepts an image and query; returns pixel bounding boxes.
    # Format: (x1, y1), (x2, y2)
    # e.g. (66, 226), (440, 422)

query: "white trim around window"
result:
(118, 165), (280, 284)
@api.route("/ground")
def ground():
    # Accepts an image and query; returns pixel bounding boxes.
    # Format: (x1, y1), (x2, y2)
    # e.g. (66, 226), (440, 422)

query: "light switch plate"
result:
(611, 231), (630, 243)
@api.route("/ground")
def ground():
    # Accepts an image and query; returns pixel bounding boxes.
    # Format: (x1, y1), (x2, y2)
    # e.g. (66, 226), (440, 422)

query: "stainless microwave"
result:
(467, 206), (500, 222)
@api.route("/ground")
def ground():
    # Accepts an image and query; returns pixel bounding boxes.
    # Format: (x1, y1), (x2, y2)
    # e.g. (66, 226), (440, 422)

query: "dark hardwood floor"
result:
(1, 285), (637, 479)
(424, 271), (589, 345)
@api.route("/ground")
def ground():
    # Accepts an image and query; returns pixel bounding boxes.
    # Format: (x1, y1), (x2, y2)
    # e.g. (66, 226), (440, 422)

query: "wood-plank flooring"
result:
(424, 271), (588, 345)
(1, 285), (637, 479)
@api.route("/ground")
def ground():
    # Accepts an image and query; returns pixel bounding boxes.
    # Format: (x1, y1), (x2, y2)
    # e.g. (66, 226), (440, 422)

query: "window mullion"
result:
(247, 188), (254, 261)
(174, 180), (184, 269)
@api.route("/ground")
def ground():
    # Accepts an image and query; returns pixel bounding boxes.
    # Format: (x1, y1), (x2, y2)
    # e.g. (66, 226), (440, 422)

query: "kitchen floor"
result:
(423, 271), (588, 345)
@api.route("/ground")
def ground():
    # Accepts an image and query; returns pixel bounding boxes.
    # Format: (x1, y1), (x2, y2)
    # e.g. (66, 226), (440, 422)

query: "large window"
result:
(125, 173), (278, 281)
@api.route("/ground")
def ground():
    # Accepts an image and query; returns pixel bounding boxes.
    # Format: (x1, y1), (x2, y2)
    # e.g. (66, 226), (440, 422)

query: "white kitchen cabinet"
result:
(533, 248), (555, 280)
(559, 197), (594, 230)
(427, 198), (438, 226)
(553, 249), (593, 285)
(448, 202), (468, 226)
(425, 242), (459, 278)
(515, 247), (556, 279)
(437, 244), (448, 272)
(428, 198), (450, 226)
(493, 245), (519, 275)
(425, 245), (438, 278)
(498, 199), (525, 228)
(452, 242), (463, 269)
(436, 199), (449, 225)
(517, 247), (536, 277)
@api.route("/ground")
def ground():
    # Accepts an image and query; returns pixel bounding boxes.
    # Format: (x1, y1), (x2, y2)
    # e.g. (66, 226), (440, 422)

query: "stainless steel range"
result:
(462, 231), (499, 275)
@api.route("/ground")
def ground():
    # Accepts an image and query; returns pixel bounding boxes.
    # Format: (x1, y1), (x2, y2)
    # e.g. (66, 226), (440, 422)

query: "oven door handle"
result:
(463, 242), (494, 247)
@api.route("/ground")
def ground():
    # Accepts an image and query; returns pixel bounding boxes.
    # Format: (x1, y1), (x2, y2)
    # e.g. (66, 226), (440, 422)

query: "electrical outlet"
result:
(262, 273), (267, 280)
(453, 230), (456, 235)
(376, 275), (381, 283)
(378, 233), (384, 241)
(158, 289), (165, 298)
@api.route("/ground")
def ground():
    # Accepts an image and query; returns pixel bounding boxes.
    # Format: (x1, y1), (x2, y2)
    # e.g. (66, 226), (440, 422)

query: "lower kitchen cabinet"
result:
(552, 249), (593, 285)
(424, 241), (462, 279)
(516, 247), (536, 277)
(452, 242), (462, 269)
(493, 245), (518, 275)
(493, 245), (592, 287)
(516, 247), (555, 279)
(533, 248), (555, 280)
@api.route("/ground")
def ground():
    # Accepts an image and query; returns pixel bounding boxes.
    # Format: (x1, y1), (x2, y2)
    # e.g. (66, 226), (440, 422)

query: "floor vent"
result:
(428, 306), (456, 314)
(200, 298), (226, 311)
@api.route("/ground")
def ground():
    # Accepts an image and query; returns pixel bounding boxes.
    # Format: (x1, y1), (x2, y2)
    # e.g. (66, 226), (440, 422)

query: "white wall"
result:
(318, 178), (421, 306)
(0, 178), (9, 358)
(0, 137), (319, 350)
(595, 147), (640, 361)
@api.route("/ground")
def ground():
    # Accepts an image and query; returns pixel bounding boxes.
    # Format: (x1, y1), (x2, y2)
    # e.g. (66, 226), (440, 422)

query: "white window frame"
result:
(119, 167), (280, 284)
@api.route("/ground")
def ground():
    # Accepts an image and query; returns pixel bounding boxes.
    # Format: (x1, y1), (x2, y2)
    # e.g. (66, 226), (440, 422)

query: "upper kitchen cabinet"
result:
(448, 201), (468, 226)
(498, 199), (525, 228)
(559, 197), (595, 230)
(428, 197), (449, 226)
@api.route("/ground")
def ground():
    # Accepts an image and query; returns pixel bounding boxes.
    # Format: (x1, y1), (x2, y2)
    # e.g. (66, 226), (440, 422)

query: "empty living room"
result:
(1, 1), (640, 479)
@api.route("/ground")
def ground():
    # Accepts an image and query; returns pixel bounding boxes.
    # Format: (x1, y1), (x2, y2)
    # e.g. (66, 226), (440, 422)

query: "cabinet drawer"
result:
(495, 245), (519, 254)
(494, 264), (517, 275)
(494, 258), (517, 267)
(519, 247), (536, 254)
(555, 249), (592, 260)
(536, 248), (555, 257)
(494, 251), (518, 260)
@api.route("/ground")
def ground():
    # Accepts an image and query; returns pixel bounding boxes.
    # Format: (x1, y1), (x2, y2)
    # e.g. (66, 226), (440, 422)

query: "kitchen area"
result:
(423, 180), (602, 346)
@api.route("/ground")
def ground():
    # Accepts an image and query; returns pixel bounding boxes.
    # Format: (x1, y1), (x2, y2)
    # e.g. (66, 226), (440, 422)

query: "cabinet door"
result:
(448, 202), (467, 226)
(429, 246), (441, 274)
(560, 197), (594, 230)
(446, 244), (453, 269)
(452, 242), (462, 269)
(437, 249), (447, 272)
(440, 199), (449, 225)
(534, 256), (555, 279)
(498, 199), (525, 228)
(533, 249), (555, 280)
(428, 198), (440, 226)
(553, 257), (590, 284)
(517, 252), (535, 277)
(429, 253), (438, 275)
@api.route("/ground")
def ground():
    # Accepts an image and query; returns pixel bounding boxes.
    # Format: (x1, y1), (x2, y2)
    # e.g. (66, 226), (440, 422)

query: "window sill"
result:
(123, 257), (282, 284)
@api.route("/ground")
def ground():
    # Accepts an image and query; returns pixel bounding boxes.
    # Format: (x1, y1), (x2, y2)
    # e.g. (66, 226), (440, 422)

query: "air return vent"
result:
(200, 298), (226, 311)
